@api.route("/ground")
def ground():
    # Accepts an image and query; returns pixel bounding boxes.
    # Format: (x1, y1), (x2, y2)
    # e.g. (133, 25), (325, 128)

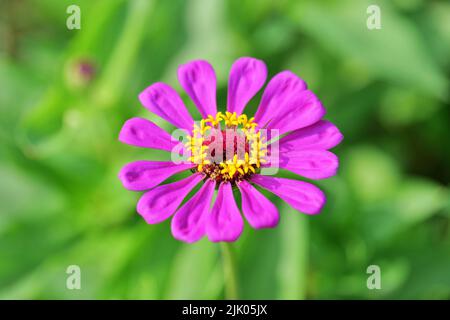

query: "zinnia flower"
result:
(119, 57), (343, 243)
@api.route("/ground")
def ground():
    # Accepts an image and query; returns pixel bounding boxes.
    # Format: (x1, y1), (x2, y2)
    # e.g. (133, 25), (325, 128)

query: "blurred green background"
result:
(1, 0), (449, 299)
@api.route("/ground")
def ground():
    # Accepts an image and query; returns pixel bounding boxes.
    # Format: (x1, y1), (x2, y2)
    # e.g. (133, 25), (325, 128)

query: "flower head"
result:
(119, 57), (343, 243)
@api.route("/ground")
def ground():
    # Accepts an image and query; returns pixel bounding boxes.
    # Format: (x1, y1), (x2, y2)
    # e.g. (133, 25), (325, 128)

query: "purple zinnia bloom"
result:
(119, 57), (343, 243)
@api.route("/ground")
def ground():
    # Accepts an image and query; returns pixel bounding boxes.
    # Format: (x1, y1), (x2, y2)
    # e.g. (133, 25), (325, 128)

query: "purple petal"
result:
(279, 120), (344, 152)
(266, 90), (325, 137)
(137, 174), (203, 224)
(273, 150), (339, 180)
(250, 175), (325, 214)
(206, 182), (244, 242)
(237, 180), (279, 229)
(278, 120), (343, 152)
(227, 57), (267, 115)
(178, 60), (217, 118)
(119, 117), (181, 152)
(139, 82), (194, 131)
(254, 71), (307, 128)
(171, 179), (216, 243)
(119, 161), (194, 191)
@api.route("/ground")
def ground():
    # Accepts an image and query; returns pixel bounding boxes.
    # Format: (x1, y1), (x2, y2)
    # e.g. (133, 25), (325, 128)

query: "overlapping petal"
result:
(139, 82), (194, 131)
(206, 182), (244, 242)
(137, 174), (203, 224)
(119, 161), (194, 191)
(227, 57), (267, 115)
(250, 175), (325, 214)
(237, 180), (279, 229)
(178, 60), (217, 118)
(254, 71), (307, 128)
(171, 179), (216, 243)
(265, 90), (325, 137)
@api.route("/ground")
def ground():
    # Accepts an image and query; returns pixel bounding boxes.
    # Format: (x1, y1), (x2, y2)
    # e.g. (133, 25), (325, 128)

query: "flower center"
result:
(186, 112), (267, 183)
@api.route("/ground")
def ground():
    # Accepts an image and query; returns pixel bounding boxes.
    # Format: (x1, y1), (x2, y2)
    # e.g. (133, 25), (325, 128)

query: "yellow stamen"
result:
(186, 112), (268, 181)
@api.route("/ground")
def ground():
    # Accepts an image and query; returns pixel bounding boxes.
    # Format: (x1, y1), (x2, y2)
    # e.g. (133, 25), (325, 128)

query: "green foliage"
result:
(0, 0), (449, 299)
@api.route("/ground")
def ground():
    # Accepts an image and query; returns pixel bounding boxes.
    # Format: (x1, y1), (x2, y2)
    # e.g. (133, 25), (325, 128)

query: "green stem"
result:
(220, 242), (239, 300)
(278, 208), (308, 299)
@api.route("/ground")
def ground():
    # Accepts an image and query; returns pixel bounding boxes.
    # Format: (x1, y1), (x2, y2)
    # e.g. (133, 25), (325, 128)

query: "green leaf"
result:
(288, 0), (448, 99)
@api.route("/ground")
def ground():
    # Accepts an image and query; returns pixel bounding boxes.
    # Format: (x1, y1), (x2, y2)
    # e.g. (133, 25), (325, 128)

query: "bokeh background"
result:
(1, 0), (449, 299)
